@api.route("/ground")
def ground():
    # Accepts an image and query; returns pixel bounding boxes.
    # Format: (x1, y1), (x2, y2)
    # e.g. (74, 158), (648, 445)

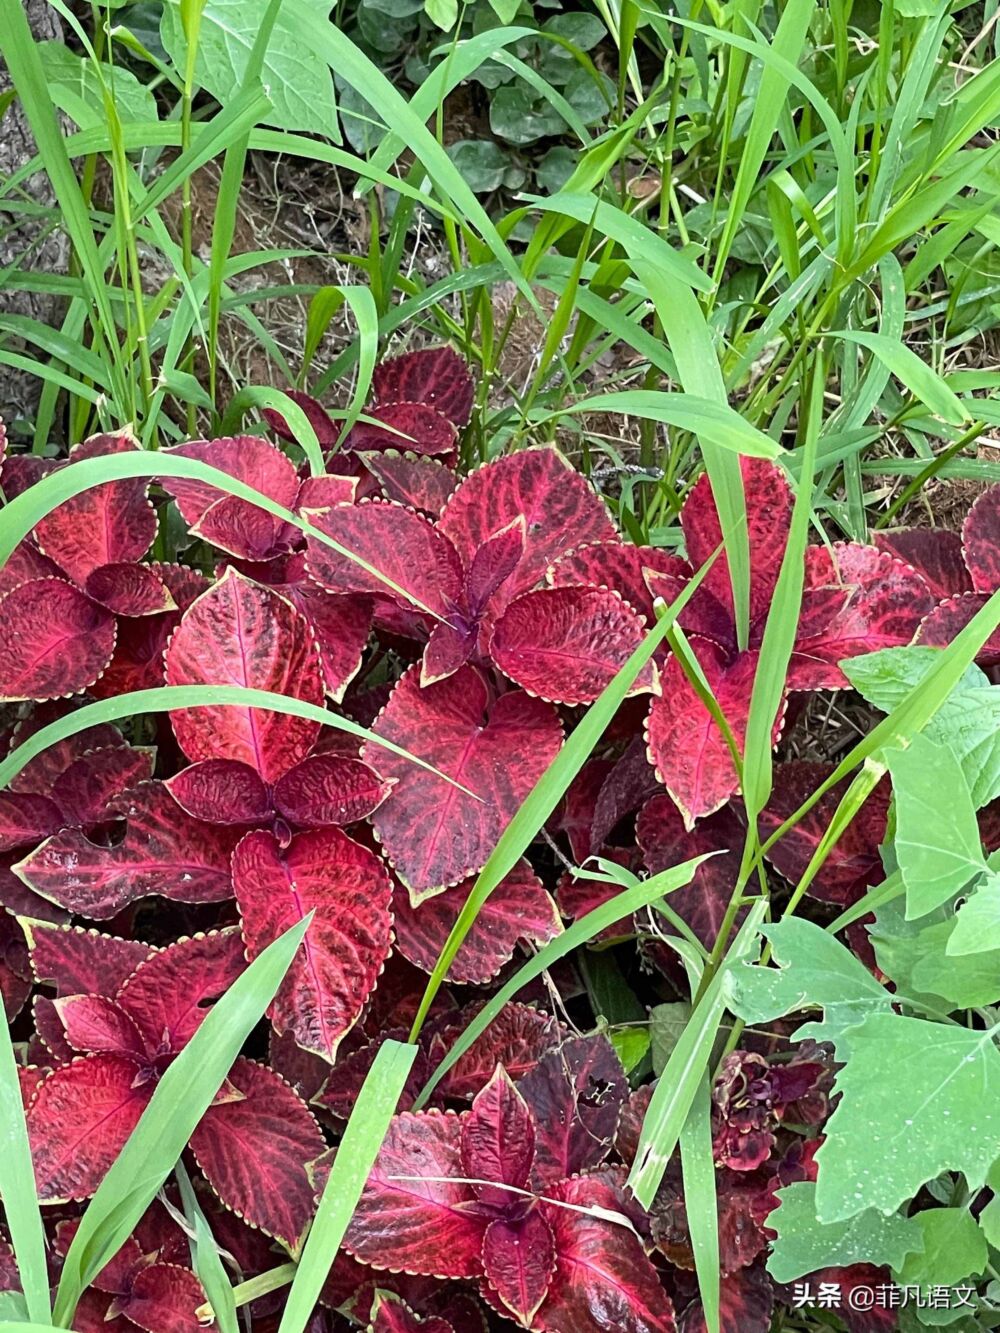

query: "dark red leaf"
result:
(391, 860), (560, 984)
(439, 449), (618, 611)
(432, 1004), (563, 1100)
(652, 1164), (771, 1275)
(15, 781), (240, 918)
(963, 484), (1000, 593)
(548, 541), (689, 623)
(50, 744), (155, 826)
(162, 437), (300, 561)
(646, 642), (781, 827)
(233, 827), (392, 1060)
(0, 538), (63, 599)
(366, 665), (563, 895)
(263, 391), (340, 448)
(305, 500), (464, 619)
(71, 1290), (134, 1332)
(482, 1209), (556, 1325)
(0, 791), (62, 852)
(117, 929), (247, 1055)
(24, 919), (153, 995)
(551, 759), (614, 863)
(165, 760), (272, 824)
(27, 1054), (151, 1201)
(759, 762), (890, 904)
(677, 1265), (774, 1333)
(83, 563), (177, 617)
(590, 740), (662, 853)
(347, 403), (457, 459)
(165, 568), (326, 783)
(636, 795), (745, 949)
(363, 453), (458, 517)
(517, 1035), (626, 1185)
(917, 591), (1000, 666)
(788, 546), (933, 688)
(122, 1262), (207, 1333)
(373, 347), (474, 428)
(461, 1065), (536, 1207)
(538, 1171), (675, 1333)
(0, 910), (31, 1019)
(368, 1290), (456, 1333)
(0, 578), (116, 701)
(189, 1056), (324, 1253)
(7, 720), (126, 795)
(491, 587), (655, 705)
(34, 430), (156, 582)
(344, 1110), (485, 1277)
(273, 753), (393, 827)
(54, 995), (146, 1057)
(873, 529), (972, 599)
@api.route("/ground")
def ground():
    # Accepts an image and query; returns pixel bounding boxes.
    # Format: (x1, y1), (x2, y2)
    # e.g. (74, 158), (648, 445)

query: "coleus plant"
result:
(0, 343), (957, 1330)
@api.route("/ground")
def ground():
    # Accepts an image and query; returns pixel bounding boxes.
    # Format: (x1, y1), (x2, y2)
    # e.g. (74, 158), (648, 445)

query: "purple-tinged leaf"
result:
(83, 563), (177, 616)
(548, 541), (688, 623)
(166, 760), (272, 825)
(347, 403), (457, 459)
(363, 453), (458, 517)
(873, 529), (972, 599)
(372, 347), (475, 428)
(461, 1066), (536, 1207)
(0, 578), (116, 702)
(273, 753), (393, 827)
(482, 1210), (556, 1326)
(23, 919), (154, 995)
(963, 484), (1000, 593)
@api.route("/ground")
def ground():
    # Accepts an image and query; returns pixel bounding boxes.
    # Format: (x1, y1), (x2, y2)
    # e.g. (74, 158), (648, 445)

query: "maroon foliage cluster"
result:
(0, 348), (964, 1330)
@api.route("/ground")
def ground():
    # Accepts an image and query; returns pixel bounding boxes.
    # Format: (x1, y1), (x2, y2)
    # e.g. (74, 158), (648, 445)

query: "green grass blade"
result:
(277, 1039), (417, 1333)
(414, 854), (714, 1109)
(220, 387), (325, 476)
(52, 915), (312, 1326)
(0, 1013), (50, 1324)
(175, 1162), (240, 1333)
(828, 330), (969, 426)
(679, 1075), (720, 1333)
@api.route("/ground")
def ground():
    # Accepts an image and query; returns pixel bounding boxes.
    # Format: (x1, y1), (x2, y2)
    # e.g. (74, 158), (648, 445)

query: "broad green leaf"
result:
(830, 330), (969, 425)
(160, 0), (336, 133)
(815, 1014), (1000, 1222)
(609, 1029), (651, 1074)
(843, 647), (986, 715)
(949, 870), (1000, 955)
(649, 1002), (691, 1076)
(909, 921), (1000, 1007)
(424, 0), (458, 27)
(887, 735), (985, 919)
(36, 40), (156, 126)
(729, 918), (891, 1044)
(767, 1182), (922, 1283)
(978, 1163), (1000, 1248)
(894, 1208), (987, 1287)
(278, 1040), (417, 1333)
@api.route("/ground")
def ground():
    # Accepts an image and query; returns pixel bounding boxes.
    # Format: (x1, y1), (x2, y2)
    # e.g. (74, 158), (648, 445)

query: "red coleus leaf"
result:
(439, 448), (618, 612)
(165, 568), (326, 783)
(306, 499), (464, 619)
(263, 390), (340, 448)
(652, 1163), (771, 1275)
(162, 436), (300, 561)
(0, 791), (63, 852)
(552, 759), (614, 863)
(590, 740), (662, 854)
(490, 587), (656, 705)
(0, 911), (31, 1019)
(759, 762), (890, 904)
(677, 1264), (774, 1333)
(15, 781), (240, 918)
(873, 529), (972, 599)
(27, 1053), (151, 1200)
(33, 430), (156, 583)
(636, 795), (745, 949)
(117, 929), (246, 1056)
(90, 567), (208, 701)
(189, 1056), (324, 1252)
(367, 1290), (456, 1333)
(120, 1262), (207, 1333)
(517, 1035), (627, 1185)
(483, 1209), (557, 1326)
(7, 719), (126, 795)
(366, 665), (563, 896)
(432, 1003), (563, 1100)
(372, 346), (475, 429)
(0, 578), (116, 702)
(273, 753), (393, 827)
(233, 827), (393, 1060)
(963, 483), (1000, 593)
(787, 545), (933, 689)
(547, 541), (688, 624)
(537, 1170), (675, 1333)
(0, 537), (62, 599)
(50, 743), (156, 827)
(348, 403), (457, 460)
(646, 641), (783, 827)
(461, 1066), (536, 1208)
(23, 920), (154, 996)
(363, 453), (458, 517)
(55, 995), (146, 1057)
(166, 760), (272, 825)
(344, 1110), (485, 1277)
(82, 563), (177, 617)
(391, 860), (560, 984)
(71, 1289), (134, 1332)
(314, 1025), (432, 1121)
(917, 591), (1000, 666)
